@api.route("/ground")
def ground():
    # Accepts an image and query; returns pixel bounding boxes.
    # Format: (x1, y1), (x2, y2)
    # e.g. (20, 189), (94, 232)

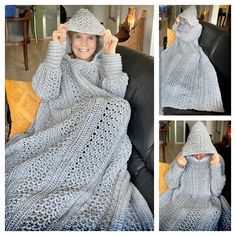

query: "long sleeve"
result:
(165, 161), (185, 190)
(175, 24), (202, 42)
(210, 162), (226, 197)
(99, 54), (128, 98)
(32, 41), (65, 101)
(172, 22), (178, 31)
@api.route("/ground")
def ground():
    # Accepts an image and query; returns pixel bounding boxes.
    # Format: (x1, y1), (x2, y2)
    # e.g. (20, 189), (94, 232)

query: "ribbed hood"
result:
(179, 6), (199, 26)
(64, 9), (106, 55)
(182, 121), (217, 156)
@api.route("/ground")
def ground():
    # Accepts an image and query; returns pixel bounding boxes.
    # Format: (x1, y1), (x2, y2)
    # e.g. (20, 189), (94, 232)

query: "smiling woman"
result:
(70, 33), (97, 61)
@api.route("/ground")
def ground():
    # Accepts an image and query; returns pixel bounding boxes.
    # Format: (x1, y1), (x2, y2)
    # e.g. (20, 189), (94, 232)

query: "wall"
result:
(63, 5), (84, 18)
(91, 5), (109, 28)
(64, 5), (109, 27)
(107, 6), (121, 34)
(210, 5), (220, 25)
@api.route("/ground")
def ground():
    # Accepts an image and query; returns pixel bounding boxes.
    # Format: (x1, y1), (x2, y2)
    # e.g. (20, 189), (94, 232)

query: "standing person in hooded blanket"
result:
(160, 6), (224, 113)
(5, 9), (154, 231)
(159, 121), (231, 231)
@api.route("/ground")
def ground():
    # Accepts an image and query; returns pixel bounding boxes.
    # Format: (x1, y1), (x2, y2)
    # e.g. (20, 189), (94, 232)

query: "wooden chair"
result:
(159, 122), (170, 163)
(117, 10), (146, 52)
(5, 10), (32, 71)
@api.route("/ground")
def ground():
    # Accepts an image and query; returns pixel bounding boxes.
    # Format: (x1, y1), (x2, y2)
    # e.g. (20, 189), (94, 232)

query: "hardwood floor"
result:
(5, 39), (50, 81)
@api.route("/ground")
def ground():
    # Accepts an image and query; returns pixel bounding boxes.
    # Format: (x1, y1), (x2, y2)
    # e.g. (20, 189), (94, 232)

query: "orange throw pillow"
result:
(159, 162), (170, 195)
(5, 80), (41, 138)
(167, 28), (176, 48)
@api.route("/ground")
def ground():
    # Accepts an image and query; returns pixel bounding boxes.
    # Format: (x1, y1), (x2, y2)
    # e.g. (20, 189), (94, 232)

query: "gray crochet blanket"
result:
(159, 122), (231, 231)
(160, 6), (224, 112)
(5, 9), (153, 231)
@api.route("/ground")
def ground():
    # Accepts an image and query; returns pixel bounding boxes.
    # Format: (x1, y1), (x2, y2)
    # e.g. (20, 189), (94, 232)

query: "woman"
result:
(159, 121), (231, 231)
(5, 9), (153, 231)
(160, 6), (224, 112)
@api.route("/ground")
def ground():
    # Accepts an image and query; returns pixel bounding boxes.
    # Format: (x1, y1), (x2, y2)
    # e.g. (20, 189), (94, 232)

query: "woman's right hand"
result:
(52, 24), (68, 43)
(210, 153), (221, 166)
(176, 154), (187, 168)
(176, 16), (180, 23)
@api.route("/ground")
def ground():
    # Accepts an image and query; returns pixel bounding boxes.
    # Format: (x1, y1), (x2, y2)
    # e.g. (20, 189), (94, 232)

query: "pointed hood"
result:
(64, 9), (106, 55)
(66, 8), (106, 35)
(182, 121), (217, 156)
(179, 6), (199, 26)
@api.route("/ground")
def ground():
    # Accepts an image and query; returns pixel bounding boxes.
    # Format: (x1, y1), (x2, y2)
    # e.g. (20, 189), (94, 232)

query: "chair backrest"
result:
(5, 10), (32, 46)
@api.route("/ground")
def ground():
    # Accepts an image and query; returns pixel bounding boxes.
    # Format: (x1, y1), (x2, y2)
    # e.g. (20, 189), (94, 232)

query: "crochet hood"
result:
(182, 121), (217, 156)
(179, 6), (199, 26)
(65, 8), (106, 55)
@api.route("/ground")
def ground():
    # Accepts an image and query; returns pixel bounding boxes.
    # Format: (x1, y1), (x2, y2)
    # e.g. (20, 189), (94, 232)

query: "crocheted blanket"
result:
(160, 6), (224, 112)
(159, 122), (231, 231)
(5, 9), (153, 230)
(5, 59), (153, 230)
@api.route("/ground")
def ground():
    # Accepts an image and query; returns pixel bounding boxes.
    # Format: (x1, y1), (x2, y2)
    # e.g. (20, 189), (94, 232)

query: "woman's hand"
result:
(176, 154), (187, 168)
(176, 16), (180, 23)
(210, 153), (221, 166)
(52, 24), (68, 43)
(102, 29), (118, 55)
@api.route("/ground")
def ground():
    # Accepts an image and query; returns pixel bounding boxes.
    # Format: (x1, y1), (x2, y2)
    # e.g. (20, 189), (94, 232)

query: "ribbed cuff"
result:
(172, 162), (185, 177)
(102, 54), (122, 78)
(210, 163), (222, 177)
(45, 41), (65, 69)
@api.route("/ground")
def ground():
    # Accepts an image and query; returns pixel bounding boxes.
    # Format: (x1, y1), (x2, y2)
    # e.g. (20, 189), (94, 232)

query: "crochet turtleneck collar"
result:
(186, 155), (211, 165)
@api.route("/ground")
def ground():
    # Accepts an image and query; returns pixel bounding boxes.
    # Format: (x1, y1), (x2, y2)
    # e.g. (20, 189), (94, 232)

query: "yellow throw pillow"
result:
(159, 162), (170, 195)
(5, 80), (41, 138)
(167, 28), (176, 48)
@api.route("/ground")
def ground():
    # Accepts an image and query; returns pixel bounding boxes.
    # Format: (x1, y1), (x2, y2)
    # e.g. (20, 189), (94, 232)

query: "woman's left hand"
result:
(210, 153), (221, 166)
(102, 29), (118, 55)
(176, 16), (180, 23)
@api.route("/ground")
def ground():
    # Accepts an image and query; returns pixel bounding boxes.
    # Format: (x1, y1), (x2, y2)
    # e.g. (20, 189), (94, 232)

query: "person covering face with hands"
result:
(159, 121), (231, 231)
(176, 153), (221, 168)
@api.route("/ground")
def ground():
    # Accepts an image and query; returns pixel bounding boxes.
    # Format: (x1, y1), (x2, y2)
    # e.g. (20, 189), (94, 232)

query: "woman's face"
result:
(71, 33), (97, 61)
(192, 154), (210, 160)
(179, 17), (189, 25)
